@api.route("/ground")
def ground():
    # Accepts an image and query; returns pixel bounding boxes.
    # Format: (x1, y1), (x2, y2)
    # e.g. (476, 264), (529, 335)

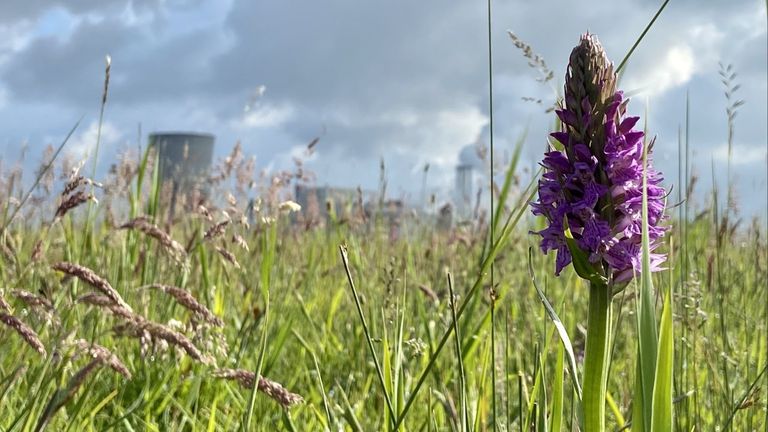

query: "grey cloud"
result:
(1, 19), (134, 106)
(0, 0), (764, 214)
(0, 0), (200, 24)
(1, 9), (230, 107)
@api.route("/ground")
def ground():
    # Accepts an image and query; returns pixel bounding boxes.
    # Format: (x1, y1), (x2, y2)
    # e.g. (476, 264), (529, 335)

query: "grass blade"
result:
(616, 0), (671, 75)
(447, 273), (470, 431)
(721, 363), (767, 431)
(339, 245), (397, 425)
(633, 123), (659, 432)
(549, 344), (564, 432)
(650, 288), (673, 431)
(527, 248), (582, 400)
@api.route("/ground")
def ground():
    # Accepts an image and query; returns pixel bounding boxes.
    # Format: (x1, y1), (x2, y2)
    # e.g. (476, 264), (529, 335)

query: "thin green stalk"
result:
(243, 221), (277, 430)
(550, 344), (564, 432)
(242, 289), (268, 430)
(722, 363), (767, 431)
(518, 373), (524, 432)
(615, 0), (670, 75)
(339, 245), (397, 426)
(684, 91), (699, 430)
(82, 56), (111, 250)
(490, 292), (497, 431)
(582, 282), (612, 432)
(447, 273), (469, 431)
(486, 0), (498, 427)
(311, 346), (333, 428)
(528, 249), (583, 401)
(505, 311), (512, 432)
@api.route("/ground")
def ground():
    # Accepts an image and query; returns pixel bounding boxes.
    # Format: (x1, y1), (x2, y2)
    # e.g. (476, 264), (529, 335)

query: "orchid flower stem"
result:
(583, 281), (612, 432)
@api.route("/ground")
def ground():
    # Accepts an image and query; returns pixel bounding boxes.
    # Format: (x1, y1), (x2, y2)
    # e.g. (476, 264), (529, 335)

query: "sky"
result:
(0, 0), (766, 218)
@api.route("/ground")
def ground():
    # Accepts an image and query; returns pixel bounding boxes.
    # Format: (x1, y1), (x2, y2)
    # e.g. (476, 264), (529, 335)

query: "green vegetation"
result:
(0, 138), (764, 430)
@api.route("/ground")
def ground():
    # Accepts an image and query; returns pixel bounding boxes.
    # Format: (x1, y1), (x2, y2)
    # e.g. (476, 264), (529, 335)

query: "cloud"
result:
(713, 143), (768, 166)
(0, 0), (765, 215)
(626, 44), (695, 97)
(622, 20), (727, 97)
(65, 120), (123, 160)
(0, 0), (194, 25)
(231, 103), (295, 130)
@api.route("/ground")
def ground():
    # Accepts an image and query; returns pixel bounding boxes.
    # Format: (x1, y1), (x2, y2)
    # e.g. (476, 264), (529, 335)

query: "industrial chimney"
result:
(148, 132), (214, 216)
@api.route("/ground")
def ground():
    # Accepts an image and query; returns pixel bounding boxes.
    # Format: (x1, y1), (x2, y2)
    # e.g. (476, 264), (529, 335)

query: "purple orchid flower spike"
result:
(530, 33), (668, 285)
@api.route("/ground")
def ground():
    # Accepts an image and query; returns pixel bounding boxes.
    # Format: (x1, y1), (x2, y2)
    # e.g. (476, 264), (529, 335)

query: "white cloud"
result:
(231, 103), (295, 129)
(625, 43), (695, 97)
(66, 120), (122, 160)
(397, 106), (489, 190)
(623, 21), (726, 98)
(713, 143), (768, 166)
(118, 2), (156, 27)
(415, 106), (488, 168)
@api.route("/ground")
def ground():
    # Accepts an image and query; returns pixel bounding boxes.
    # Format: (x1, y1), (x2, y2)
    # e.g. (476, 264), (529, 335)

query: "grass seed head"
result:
(215, 247), (241, 269)
(55, 191), (97, 221)
(69, 338), (131, 379)
(212, 368), (304, 408)
(141, 319), (211, 364)
(0, 291), (10, 311)
(0, 312), (47, 357)
(119, 217), (187, 261)
(203, 219), (230, 241)
(35, 359), (102, 431)
(141, 284), (224, 327)
(12, 289), (53, 310)
(52, 262), (133, 313)
(76, 292), (135, 319)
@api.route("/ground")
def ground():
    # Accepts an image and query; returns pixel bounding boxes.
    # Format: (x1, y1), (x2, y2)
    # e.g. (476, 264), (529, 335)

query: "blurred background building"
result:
(149, 132), (215, 217)
(454, 143), (486, 220)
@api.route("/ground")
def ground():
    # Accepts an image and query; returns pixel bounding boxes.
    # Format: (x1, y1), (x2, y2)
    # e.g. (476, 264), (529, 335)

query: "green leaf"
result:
(528, 249), (583, 401)
(650, 288), (674, 431)
(563, 225), (607, 285)
(633, 128), (659, 432)
(631, 355), (646, 432)
(549, 344), (565, 432)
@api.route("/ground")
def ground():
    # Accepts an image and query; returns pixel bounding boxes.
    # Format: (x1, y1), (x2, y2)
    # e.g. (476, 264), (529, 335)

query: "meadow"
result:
(0, 127), (765, 431)
(0, 4), (767, 432)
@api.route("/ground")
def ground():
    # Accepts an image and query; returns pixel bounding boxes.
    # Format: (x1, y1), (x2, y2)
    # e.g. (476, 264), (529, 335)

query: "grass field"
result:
(0, 134), (765, 431)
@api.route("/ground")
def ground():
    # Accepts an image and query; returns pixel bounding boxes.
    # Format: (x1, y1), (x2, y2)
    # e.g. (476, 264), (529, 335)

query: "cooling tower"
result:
(147, 132), (214, 220)
(148, 132), (214, 193)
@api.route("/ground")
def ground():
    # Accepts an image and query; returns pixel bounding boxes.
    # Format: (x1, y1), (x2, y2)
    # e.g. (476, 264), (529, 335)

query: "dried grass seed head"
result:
(0, 312), (47, 357)
(52, 262), (133, 313)
(119, 217), (187, 261)
(141, 284), (223, 327)
(68, 338), (131, 379)
(212, 368), (304, 408)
